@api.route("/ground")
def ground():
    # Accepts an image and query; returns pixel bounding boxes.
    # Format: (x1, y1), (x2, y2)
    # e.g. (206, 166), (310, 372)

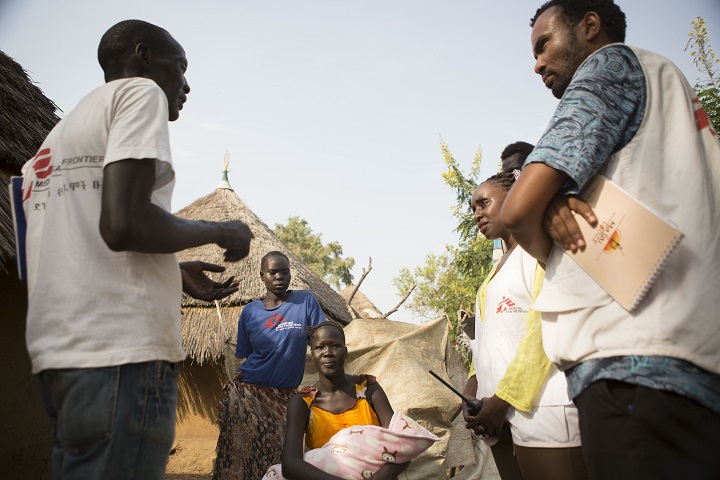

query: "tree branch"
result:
(383, 283), (416, 318)
(346, 257), (372, 306)
(457, 309), (475, 339)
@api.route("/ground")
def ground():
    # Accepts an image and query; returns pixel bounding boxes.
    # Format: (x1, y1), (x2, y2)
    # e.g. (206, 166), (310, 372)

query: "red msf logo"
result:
(23, 148), (53, 202)
(496, 297), (516, 314)
(693, 98), (717, 136)
(264, 313), (286, 329)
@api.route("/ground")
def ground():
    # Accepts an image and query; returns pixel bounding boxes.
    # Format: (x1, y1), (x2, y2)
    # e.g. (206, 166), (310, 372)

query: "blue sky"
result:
(2, 0), (718, 323)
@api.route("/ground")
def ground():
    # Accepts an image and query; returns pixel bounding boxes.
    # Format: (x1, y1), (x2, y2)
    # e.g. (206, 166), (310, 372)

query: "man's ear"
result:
(119, 43), (149, 78)
(344, 347), (349, 357)
(134, 43), (151, 69)
(580, 12), (602, 42)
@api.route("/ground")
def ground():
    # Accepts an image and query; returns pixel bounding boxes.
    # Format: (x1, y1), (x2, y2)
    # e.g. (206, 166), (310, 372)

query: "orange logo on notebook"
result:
(593, 215), (624, 256)
(603, 229), (623, 254)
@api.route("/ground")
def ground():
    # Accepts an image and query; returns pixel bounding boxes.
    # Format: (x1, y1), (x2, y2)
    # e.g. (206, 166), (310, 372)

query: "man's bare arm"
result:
(100, 159), (252, 261)
(501, 163), (567, 263)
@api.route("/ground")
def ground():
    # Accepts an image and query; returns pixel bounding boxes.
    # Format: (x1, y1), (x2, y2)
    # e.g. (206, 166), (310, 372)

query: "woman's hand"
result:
(372, 461), (410, 480)
(462, 375), (485, 435)
(475, 395), (510, 440)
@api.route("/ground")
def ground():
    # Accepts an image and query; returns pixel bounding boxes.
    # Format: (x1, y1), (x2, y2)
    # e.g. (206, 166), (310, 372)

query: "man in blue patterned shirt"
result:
(502, 1), (720, 478)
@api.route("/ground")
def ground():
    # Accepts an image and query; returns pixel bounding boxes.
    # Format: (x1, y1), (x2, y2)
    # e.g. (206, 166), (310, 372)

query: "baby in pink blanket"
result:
(261, 412), (439, 479)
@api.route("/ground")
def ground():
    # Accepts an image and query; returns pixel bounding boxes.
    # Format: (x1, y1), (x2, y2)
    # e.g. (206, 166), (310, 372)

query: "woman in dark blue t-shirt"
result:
(213, 250), (325, 480)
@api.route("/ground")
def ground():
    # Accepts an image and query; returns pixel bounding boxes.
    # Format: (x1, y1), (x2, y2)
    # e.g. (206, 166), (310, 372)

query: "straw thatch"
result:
(175, 181), (352, 363)
(340, 285), (384, 319)
(1, 51), (59, 477)
(0, 50), (60, 271)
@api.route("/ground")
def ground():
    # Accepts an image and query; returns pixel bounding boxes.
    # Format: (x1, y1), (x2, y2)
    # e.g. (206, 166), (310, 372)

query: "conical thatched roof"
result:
(175, 175), (352, 363)
(0, 50), (60, 270)
(340, 285), (384, 319)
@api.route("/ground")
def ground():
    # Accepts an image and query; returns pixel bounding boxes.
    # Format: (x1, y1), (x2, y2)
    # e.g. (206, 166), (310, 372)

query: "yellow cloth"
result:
(471, 262), (552, 413)
(301, 375), (380, 450)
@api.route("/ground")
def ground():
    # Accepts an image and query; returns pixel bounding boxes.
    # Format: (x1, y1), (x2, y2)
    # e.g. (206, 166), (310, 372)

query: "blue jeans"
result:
(37, 361), (178, 480)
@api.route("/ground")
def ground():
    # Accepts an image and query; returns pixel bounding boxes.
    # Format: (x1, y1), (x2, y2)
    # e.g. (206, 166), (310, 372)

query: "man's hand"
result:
(217, 221), (253, 262)
(543, 195), (597, 253)
(180, 261), (239, 301)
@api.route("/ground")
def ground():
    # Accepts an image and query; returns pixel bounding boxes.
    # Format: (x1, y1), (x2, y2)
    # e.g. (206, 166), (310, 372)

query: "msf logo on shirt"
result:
(693, 98), (717, 136)
(264, 313), (286, 329)
(496, 296), (525, 315)
(496, 297), (516, 314)
(23, 148), (53, 202)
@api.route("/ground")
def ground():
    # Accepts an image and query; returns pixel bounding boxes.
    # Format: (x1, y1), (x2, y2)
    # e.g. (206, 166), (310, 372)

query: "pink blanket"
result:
(261, 412), (439, 479)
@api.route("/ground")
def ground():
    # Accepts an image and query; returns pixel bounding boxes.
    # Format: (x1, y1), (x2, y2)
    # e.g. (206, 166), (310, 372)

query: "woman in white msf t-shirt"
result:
(462, 171), (588, 480)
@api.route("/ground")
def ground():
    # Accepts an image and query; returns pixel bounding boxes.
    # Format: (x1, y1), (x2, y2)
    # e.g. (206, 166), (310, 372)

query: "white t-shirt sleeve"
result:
(104, 78), (174, 179)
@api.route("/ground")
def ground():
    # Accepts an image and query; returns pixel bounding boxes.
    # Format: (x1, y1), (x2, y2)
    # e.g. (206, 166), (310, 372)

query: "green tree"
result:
(687, 16), (720, 135)
(392, 242), (493, 322)
(393, 139), (494, 360)
(274, 216), (355, 290)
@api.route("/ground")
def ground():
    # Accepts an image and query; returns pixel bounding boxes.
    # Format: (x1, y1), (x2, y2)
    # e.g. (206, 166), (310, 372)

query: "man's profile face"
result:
(531, 6), (590, 99)
(144, 33), (190, 121)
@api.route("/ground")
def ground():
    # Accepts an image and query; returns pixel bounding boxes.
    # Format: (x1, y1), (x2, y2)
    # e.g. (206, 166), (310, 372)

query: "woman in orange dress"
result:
(280, 322), (409, 480)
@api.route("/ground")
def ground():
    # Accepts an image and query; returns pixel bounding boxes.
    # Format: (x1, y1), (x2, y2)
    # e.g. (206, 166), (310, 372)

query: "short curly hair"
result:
(530, 0), (627, 43)
(260, 251), (290, 271)
(98, 20), (175, 81)
(500, 141), (534, 172)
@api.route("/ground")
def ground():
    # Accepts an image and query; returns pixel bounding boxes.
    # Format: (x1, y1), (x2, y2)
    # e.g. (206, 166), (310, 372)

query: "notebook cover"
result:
(565, 175), (683, 312)
(9, 176), (27, 280)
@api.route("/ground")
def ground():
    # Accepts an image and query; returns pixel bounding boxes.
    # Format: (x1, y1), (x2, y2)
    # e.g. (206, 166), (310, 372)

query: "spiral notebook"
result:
(565, 175), (683, 312)
(9, 176), (27, 280)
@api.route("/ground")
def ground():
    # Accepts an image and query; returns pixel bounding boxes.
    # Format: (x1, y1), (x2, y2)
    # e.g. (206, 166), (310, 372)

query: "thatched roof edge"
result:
(0, 50), (61, 271)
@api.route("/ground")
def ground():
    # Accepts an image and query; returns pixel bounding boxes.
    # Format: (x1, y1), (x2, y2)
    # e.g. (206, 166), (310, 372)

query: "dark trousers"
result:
(575, 380), (720, 480)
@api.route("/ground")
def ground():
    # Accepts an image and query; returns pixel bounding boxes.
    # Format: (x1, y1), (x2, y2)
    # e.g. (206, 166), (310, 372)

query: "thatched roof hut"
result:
(0, 50), (60, 271)
(1, 50), (60, 479)
(341, 285), (384, 319)
(175, 164), (352, 364)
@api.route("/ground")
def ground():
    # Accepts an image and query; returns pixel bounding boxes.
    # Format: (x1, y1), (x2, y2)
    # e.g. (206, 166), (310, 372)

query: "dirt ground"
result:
(164, 433), (216, 480)
(166, 359), (227, 480)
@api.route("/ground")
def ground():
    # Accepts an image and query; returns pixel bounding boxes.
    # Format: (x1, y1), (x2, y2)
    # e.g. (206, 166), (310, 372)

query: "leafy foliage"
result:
(392, 241), (493, 322)
(274, 216), (355, 290)
(441, 139), (484, 245)
(393, 138), (494, 361)
(687, 16), (720, 136)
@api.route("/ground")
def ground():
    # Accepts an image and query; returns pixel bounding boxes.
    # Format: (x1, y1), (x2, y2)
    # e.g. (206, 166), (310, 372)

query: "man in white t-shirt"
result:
(21, 20), (253, 479)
